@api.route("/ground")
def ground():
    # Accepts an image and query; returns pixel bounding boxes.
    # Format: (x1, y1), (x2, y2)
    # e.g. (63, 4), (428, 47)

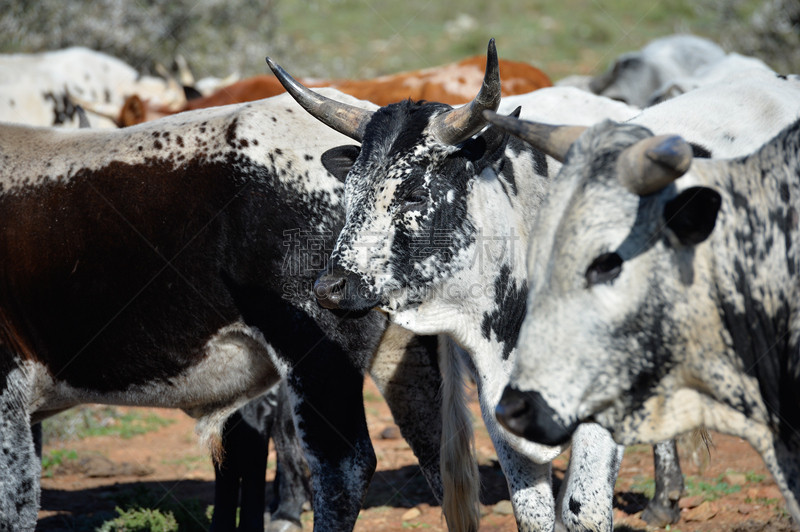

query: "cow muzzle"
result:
(314, 268), (381, 313)
(495, 385), (577, 446)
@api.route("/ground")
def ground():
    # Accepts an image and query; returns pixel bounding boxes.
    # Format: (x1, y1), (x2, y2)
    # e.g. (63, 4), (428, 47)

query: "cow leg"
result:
(32, 422), (42, 460)
(210, 410), (246, 532)
(286, 351), (376, 532)
(493, 437), (555, 532)
(556, 424), (622, 532)
(237, 392), (276, 532)
(474, 375), (555, 531)
(266, 381), (309, 532)
(641, 440), (683, 527)
(0, 372), (40, 531)
(368, 328), (445, 502)
(763, 437), (800, 523)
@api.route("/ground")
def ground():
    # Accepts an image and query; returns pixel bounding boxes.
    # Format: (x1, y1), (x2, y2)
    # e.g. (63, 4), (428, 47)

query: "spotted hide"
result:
(491, 112), (800, 521)
(0, 89), (454, 532)
(489, 69), (800, 527)
(269, 42), (642, 532)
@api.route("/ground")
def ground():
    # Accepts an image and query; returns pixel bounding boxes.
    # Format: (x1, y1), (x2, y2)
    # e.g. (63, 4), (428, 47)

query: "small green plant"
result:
(745, 471), (766, 483)
(402, 522), (431, 529)
(96, 507), (178, 532)
(41, 448), (78, 477)
(745, 496), (780, 506)
(106, 486), (212, 532)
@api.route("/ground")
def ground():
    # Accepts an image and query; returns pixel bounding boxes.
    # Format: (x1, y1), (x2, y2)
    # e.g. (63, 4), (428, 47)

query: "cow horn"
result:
(481, 111), (586, 162)
(66, 92), (122, 125)
(428, 39), (502, 146)
(617, 135), (693, 195)
(266, 57), (374, 143)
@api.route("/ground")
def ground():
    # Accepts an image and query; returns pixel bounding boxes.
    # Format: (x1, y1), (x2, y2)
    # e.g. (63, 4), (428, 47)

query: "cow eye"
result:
(585, 252), (623, 287)
(398, 189), (428, 213)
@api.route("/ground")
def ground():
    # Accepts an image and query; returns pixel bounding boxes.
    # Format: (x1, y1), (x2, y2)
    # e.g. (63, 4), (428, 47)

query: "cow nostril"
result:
(495, 395), (531, 429)
(496, 386), (575, 446)
(314, 275), (347, 309)
(329, 278), (345, 295)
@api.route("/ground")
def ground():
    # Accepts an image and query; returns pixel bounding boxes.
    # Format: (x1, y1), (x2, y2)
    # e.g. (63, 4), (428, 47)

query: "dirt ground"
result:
(37, 377), (797, 532)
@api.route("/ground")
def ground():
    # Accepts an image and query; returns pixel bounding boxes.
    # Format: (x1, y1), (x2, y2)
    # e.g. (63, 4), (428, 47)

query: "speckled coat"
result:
(508, 118), (800, 522)
(0, 90), (448, 531)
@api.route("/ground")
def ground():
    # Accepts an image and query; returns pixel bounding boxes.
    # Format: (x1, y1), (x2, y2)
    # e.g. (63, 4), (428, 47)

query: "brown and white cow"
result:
(112, 54), (552, 126)
(0, 89), (468, 531)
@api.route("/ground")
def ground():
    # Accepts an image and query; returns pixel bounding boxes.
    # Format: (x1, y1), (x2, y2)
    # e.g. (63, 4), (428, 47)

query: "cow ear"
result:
(664, 186), (721, 245)
(321, 145), (361, 182)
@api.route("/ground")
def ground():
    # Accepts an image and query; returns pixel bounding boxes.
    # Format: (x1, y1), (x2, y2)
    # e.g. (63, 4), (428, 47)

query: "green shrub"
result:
(41, 448), (78, 477)
(96, 507), (178, 532)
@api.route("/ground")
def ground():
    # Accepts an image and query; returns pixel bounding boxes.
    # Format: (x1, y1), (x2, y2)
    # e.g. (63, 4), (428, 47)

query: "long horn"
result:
(266, 57), (374, 143)
(429, 39), (502, 146)
(617, 135), (693, 195)
(482, 111), (586, 162)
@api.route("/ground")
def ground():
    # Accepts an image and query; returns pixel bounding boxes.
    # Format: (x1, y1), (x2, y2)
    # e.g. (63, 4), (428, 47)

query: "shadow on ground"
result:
(38, 463), (515, 530)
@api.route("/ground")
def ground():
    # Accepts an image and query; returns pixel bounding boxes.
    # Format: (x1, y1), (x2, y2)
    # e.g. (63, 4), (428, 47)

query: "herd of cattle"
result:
(1, 32), (799, 532)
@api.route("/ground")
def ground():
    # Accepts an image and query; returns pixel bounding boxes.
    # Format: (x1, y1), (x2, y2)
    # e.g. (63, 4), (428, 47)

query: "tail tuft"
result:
(439, 335), (480, 532)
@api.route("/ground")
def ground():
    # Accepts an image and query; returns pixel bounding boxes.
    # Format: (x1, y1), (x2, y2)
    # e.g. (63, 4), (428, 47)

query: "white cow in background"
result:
(589, 35), (727, 107)
(0, 47), (185, 128)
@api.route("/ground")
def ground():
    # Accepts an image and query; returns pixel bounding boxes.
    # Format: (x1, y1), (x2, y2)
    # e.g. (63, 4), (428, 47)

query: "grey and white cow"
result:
(490, 67), (800, 519)
(268, 41), (678, 532)
(0, 88), (472, 531)
(487, 93), (800, 523)
(589, 34), (726, 107)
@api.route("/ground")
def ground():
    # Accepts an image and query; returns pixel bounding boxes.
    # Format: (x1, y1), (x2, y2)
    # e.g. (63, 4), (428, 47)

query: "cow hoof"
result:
(266, 519), (303, 532)
(641, 500), (680, 527)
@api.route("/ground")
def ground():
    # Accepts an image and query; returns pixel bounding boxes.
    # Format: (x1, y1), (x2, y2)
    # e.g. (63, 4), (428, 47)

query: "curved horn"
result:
(266, 57), (374, 143)
(482, 111), (586, 162)
(66, 92), (121, 125)
(617, 135), (693, 195)
(429, 39), (502, 146)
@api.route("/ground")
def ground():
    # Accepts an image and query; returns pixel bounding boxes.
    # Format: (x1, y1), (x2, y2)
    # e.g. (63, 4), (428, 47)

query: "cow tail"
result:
(438, 334), (480, 532)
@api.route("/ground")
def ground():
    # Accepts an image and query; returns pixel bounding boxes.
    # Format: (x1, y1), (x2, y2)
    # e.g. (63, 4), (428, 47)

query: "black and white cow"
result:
(270, 41), (800, 529)
(0, 89), (467, 531)
(267, 42), (662, 532)
(488, 113), (800, 523)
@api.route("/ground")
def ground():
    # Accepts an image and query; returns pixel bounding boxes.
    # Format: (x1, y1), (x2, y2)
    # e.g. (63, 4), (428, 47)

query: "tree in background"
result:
(698, 0), (800, 74)
(0, 0), (281, 78)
